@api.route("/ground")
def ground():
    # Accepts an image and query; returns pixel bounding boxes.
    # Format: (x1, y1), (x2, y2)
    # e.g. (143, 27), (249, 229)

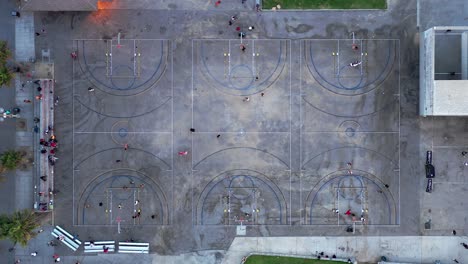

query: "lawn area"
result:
(262, 0), (387, 9)
(245, 255), (346, 264)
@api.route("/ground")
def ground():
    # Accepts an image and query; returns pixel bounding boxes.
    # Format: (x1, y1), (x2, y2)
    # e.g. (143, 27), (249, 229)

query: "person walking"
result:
(240, 44), (246, 52)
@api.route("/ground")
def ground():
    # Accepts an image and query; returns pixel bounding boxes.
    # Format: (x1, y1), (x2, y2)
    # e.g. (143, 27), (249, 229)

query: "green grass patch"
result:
(245, 255), (346, 264)
(262, 0), (387, 9)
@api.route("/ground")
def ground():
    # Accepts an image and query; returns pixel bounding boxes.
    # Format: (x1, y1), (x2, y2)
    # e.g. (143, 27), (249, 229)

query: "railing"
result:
(118, 242), (150, 254)
(51, 225), (81, 251)
(84, 241), (115, 253)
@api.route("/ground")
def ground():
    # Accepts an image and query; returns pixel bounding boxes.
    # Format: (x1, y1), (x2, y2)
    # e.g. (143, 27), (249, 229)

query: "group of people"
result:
(39, 134), (58, 166)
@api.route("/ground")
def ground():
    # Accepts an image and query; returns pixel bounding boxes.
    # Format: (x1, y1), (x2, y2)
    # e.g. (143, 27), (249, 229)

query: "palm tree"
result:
(0, 41), (11, 64)
(0, 66), (13, 87)
(0, 150), (23, 170)
(0, 209), (39, 247)
(0, 41), (13, 87)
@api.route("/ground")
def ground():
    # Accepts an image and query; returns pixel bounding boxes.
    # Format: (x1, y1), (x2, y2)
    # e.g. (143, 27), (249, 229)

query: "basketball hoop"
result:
(117, 32), (122, 49)
(116, 216), (122, 234)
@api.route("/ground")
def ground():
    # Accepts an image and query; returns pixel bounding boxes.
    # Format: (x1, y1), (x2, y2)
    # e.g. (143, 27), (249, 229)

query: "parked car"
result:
(425, 151), (435, 178)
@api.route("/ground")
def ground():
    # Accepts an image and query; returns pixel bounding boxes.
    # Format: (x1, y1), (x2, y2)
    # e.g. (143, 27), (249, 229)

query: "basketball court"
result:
(191, 39), (292, 226)
(301, 39), (400, 226)
(72, 38), (173, 227)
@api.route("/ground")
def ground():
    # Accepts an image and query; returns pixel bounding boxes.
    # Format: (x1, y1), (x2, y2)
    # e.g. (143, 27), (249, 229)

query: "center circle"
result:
(228, 64), (255, 90)
(119, 128), (128, 138)
(111, 120), (133, 145)
(345, 127), (356, 137)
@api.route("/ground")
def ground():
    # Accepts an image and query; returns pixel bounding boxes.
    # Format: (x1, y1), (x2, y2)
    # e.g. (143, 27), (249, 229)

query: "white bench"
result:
(51, 225), (81, 251)
(84, 241), (115, 253)
(118, 242), (150, 254)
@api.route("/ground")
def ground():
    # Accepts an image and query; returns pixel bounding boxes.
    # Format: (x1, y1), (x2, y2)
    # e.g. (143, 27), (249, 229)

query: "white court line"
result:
(110, 40), (113, 76)
(397, 39), (401, 225)
(301, 131), (399, 134)
(73, 38), (169, 41)
(171, 39), (174, 225)
(432, 145), (468, 148)
(133, 40), (136, 76)
(303, 38), (401, 41)
(192, 38), (401, 41)
(299, 40), (303, 224)
(228, 40), (231, 76)
(109, 190), (113, 225)
(74, 132), (172, 134)
(192, 38), (290, 41)
(360, 39), (363, 75)
(72, 39), (76, 226)
(252, 41), (256, 78)
(337, 190), (340, 225)
(337, 40), (340, 76)
(191, 39), (195, 225)
(288, 39), (292, 225)
(186, 131), (291, 134)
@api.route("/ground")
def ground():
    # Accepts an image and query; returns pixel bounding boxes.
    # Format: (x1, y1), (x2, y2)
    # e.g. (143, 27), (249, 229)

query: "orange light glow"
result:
(97, 0), (114, 9)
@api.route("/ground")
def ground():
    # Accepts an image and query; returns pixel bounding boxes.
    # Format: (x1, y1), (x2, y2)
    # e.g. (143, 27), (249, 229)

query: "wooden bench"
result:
(84, 241), (115, 253)
(118, 242), (150, 254)
(51, 225), (81, 251)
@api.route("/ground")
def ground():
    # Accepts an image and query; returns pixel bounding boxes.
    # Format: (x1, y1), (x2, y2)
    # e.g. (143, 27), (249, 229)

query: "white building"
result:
(420, 26), (468, 116)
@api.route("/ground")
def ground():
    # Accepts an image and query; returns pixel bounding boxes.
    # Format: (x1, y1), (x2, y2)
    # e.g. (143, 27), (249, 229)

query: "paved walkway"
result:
(222, 236), (468, 264)
(15, 12), (35, 62)
(14, 11), (35, 211)
(11, 10), (57, 264)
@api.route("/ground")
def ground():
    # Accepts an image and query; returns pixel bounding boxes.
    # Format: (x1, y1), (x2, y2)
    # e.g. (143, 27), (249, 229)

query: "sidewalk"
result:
(12, 10), (57, 264)
(222, 236), (468, 264)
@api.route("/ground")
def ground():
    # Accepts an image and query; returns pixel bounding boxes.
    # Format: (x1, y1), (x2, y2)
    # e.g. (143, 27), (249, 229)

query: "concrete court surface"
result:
(16, 0), (467, 263)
